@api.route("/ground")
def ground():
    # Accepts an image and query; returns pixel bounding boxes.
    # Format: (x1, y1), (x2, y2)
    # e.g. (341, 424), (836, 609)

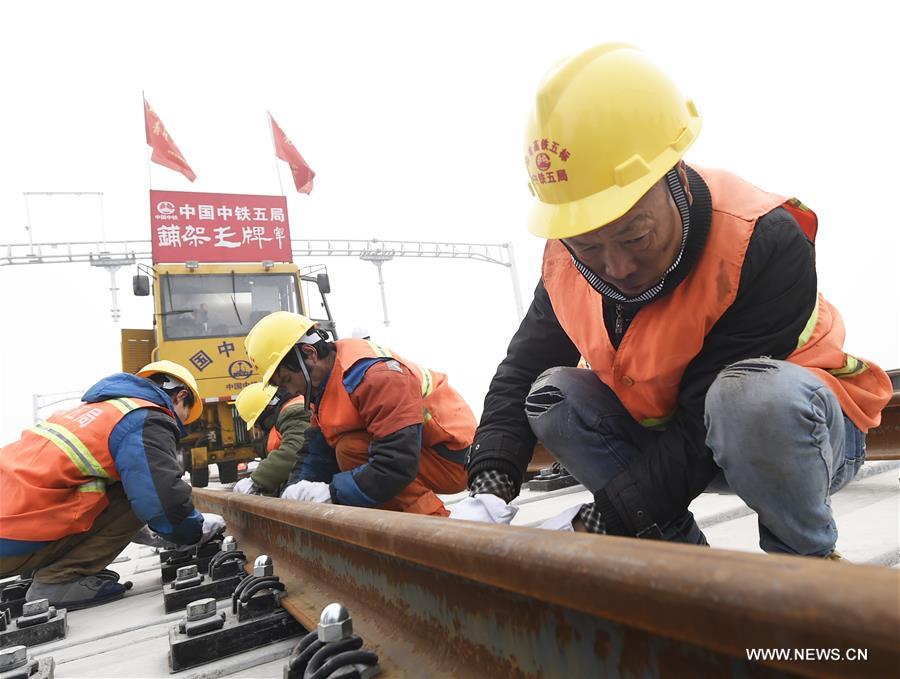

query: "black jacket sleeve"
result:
(599, 207), (817, 532)
(466, 280), (582, 490)
(343, 424), (423, 505)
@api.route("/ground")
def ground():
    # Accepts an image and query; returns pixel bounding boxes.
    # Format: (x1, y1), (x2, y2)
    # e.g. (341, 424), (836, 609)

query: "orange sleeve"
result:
(348, 360), (424, 438)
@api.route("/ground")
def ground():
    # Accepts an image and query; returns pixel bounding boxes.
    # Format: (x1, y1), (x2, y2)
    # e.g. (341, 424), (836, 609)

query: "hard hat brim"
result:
(137, 361), (204, 425)
(527, 117), (701, 240)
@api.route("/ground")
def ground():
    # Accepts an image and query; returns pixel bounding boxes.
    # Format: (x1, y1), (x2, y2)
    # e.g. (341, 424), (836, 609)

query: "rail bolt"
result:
(21, 599), (50, 616)
(317, 603), (352, 642)
(185, 598), (217, 621)
(0, 645), (27, 672)
(176, 565), (199, 582)
(221, 536), (238, 552)
(253, 555), (274, 577)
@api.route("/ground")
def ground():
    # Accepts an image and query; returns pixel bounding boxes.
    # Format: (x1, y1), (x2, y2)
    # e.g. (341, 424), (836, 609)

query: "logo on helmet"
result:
(536, 152), (552, 172)
(525, 138), (571, 186)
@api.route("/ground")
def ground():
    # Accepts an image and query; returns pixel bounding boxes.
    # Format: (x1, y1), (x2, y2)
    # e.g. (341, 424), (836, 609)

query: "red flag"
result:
(269, 113), (315, 194)
(144, 97), (196, 182)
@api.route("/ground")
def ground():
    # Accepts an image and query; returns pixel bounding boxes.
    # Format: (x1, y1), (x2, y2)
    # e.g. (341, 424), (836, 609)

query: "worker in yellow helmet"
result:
(233, 382), (311, 496)
(0, 361), (225, 609)
(457, 44), (892, 558)
(246, 312), (475, 516)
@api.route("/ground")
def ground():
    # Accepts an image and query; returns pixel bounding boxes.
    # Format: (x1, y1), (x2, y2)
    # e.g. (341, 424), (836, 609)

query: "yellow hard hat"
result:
(235, 382), (278, 430)
(136, 360), (203, 424)
(245, 311), (317, 386)
(524, 43), (702, 239)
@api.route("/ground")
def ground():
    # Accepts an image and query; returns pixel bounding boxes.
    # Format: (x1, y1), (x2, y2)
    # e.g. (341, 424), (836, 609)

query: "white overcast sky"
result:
(1, 0), (898, 442)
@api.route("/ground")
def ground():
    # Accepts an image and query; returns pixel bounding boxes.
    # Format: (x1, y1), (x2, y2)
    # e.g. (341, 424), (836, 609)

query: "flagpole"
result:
(267, 111), (286, 196)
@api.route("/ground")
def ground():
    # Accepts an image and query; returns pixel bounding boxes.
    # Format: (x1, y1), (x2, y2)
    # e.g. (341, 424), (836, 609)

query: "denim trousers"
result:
(526, 359), (865, 556)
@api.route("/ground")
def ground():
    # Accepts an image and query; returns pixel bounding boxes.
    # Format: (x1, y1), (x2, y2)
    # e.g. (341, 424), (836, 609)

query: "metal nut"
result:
(176, 565), (199, 581)
(317, 602), (352, 642)
(185, 598), (217, 621)
(220, 536), (237, 552)
(253, 554), (273, 577)
(0, 645), (28, 672)
(21, 599), (49, 616)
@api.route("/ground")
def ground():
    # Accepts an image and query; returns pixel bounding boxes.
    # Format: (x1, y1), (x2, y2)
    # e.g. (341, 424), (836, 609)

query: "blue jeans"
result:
(526, 367), (708, 545)
(526, 359), (865, 555)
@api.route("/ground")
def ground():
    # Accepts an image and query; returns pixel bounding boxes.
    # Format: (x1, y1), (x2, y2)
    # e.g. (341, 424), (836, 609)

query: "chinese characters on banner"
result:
(150, 190), (292, 264)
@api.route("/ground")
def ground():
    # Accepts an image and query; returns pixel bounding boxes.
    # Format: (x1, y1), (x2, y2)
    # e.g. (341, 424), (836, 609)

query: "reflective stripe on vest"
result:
(796, 296), (820, 349)
(795, 297), (868, 379)
(78, 479), (107, 493)
(27, 397), (144, 479)
(106, 397), (142, 415)
(29, 421), (111, 479)
(828, 354), (868, 378)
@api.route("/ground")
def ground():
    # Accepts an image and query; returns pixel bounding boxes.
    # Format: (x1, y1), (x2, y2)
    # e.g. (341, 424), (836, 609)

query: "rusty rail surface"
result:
(194, 490), (900, 678)
(867, 369), (900, 461)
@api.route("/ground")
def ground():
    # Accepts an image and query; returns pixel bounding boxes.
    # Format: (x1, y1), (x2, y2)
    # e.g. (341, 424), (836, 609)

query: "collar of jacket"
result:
(569, 165), (713, 311)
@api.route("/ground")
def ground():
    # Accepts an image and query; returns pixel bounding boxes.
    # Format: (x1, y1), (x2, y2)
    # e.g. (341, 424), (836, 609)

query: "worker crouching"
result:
(0, 361), (225, 609)
(245, 312), (474, 515)
(233, 383), (311, 496)
(459, 43), (892, 558)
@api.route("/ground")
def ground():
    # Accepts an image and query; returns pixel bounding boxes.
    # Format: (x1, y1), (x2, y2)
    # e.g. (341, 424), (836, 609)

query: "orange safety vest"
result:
(542, 166), (892, 433)
(312, 339), (476, 450)
(0, 397), (171, 542)
(265, 395), (305, 452)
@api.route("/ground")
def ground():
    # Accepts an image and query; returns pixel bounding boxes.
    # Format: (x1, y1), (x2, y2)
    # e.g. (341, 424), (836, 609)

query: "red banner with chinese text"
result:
(150, 190), (292, 264)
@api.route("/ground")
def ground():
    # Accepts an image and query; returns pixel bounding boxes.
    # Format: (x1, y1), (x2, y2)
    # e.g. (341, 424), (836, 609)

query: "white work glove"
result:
(448, 494), (518, 524)
(233, 477), (259, 495)
(537, 504), (584, 532)
(280, 480), (332, 504)
(200, 513), (226, 543)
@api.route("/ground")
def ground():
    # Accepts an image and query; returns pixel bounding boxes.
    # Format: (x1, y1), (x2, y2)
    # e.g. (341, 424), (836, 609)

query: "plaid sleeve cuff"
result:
(577, 502), (607, 534)
(469, 470), (516, 504)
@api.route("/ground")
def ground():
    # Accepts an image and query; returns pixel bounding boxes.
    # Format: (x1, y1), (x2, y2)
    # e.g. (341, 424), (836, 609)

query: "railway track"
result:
(186, 373), (900, 677)
(193, 489), (900, 679)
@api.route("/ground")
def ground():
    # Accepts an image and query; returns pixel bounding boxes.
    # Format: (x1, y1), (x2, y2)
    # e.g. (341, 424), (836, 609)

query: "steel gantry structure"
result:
(0, 238), (526, 325)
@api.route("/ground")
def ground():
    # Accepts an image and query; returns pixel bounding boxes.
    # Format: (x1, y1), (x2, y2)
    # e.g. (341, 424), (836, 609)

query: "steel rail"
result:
(867, 370), (900, 461)
(193, 490), (900, 678)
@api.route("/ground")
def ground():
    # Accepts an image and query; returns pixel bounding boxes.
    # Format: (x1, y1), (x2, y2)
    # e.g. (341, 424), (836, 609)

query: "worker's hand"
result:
(537, 504), (584, 532)
(448, 494), (518, 524)
(281, 480), (332, 504)
(233, 477), (259, 495)
(200, 513), (226, 544)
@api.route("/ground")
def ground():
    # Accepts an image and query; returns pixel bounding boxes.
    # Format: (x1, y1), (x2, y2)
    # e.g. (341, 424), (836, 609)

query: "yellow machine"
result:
(122, 261), (333, 486)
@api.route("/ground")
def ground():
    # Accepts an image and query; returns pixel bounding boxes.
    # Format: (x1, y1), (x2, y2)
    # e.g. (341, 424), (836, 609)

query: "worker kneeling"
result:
(0, 361), (225, 610)
(245, 312), (474, 516)
(233, 383), (311, 496)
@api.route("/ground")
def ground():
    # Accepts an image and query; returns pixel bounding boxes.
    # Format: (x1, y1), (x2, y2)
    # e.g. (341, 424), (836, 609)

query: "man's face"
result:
(562, 171), (686, 297)
(270, 363), (308, 398)
(171, 389), (192, 423)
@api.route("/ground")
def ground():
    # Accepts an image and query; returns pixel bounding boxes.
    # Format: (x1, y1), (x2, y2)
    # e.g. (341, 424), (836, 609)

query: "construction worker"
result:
(456, 43), (892, 557)
(0, 361), (226, 609)
(245, 312), (474, 515)
(233, 382), (311, 496)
